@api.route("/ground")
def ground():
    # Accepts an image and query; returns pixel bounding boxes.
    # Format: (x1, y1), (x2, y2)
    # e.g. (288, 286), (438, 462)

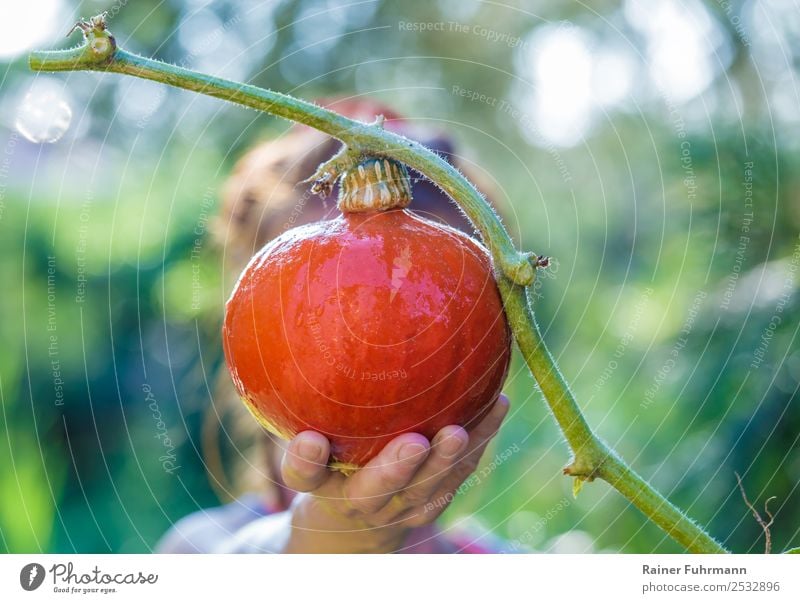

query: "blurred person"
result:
(157, 98), (512, 553)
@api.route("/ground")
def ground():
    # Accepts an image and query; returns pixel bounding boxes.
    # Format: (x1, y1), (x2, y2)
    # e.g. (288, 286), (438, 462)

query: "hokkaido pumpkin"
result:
(223, 156), (511, 472)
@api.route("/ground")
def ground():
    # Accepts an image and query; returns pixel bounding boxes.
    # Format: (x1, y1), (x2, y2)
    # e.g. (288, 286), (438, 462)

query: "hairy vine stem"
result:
(30, 15), (728, 553)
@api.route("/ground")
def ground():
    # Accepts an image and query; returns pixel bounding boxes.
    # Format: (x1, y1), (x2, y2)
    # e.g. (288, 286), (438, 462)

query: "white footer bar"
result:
(1, 554), (797, 602)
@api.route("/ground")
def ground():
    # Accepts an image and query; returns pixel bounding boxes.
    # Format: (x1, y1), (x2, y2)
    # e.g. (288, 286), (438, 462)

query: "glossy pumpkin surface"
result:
(223, 209), (511, 469)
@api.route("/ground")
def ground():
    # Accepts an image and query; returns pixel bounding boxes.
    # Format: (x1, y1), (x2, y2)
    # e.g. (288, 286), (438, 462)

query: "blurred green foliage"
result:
(0, 0), (798, 553)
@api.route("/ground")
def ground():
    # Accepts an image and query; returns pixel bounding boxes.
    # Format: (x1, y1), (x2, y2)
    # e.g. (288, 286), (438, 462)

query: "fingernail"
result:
(439, 433), (467, 459)
(298, 441), (322, 461)
(494, 395), (510, 414)
(397, 442), (427, 464)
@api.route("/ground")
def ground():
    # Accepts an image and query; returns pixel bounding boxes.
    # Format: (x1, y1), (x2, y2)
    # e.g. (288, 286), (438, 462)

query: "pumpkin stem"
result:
(30, 12), (116, 71)
(338, 157), (412, 213)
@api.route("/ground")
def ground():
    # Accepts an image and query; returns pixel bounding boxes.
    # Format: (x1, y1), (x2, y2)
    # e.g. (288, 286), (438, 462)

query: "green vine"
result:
(29, 14), (728, 553)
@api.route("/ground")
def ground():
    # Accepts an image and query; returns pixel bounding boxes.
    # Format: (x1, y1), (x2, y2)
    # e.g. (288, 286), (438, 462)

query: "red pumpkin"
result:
(223, 157), (511, 471)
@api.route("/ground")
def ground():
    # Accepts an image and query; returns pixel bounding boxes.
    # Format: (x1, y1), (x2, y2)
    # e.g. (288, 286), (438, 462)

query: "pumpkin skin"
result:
(223, 209), (511, 470)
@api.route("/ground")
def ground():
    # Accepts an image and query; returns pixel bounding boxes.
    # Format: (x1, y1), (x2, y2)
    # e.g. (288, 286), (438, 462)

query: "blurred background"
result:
(1, 0), (799, 554)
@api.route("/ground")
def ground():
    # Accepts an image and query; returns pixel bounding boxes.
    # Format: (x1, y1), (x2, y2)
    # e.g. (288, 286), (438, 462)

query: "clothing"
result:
(155, 493), (505, 553)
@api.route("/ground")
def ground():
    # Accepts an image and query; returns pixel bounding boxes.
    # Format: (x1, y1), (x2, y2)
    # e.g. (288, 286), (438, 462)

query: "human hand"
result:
(279, 394), (510, 553)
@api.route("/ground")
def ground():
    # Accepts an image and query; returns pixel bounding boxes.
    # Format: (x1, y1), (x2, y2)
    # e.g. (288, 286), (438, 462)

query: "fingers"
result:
(281, 394), (510, 528)
(375, 396), (511, 527)
(415, 394), (512, 522)
(281, 431), (331, 492)
(338, 433), (430, 515)
(391, 425), (468, 510)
